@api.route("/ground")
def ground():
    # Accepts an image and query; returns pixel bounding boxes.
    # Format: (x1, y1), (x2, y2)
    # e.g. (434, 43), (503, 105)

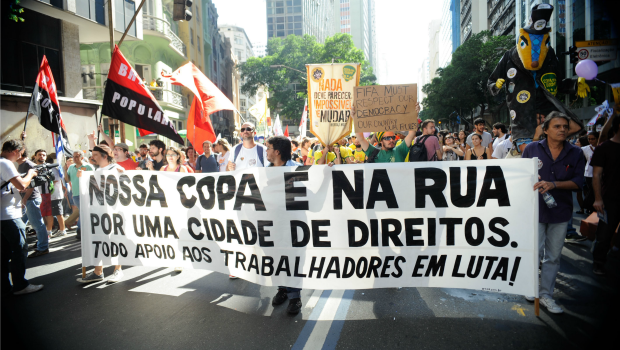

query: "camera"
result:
(30, 163), (60, 191)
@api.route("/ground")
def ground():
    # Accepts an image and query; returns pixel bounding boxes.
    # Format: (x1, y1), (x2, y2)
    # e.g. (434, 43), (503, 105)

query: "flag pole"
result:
(96, 109), (102, 144)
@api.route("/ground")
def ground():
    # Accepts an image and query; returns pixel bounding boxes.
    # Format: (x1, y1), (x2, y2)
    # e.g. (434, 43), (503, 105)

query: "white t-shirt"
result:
(492, 137), (512, 159)
(1, 158), (23, 220)
(231, 144), (269, 170)
(581, 145), (594, 178)
(492, 134), (507, 150)
(98, 163), (125, 172)
(466, 131), (494, 149)
(217, 151), (233, 172)
(50, 168), (64, 200)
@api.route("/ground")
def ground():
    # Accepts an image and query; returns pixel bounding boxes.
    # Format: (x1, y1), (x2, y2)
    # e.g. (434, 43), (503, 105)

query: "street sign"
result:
(575, 40), (618, 62)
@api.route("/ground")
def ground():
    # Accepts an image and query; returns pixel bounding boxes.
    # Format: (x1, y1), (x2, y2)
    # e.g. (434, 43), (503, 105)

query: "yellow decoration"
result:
(577, 77), (590, 98)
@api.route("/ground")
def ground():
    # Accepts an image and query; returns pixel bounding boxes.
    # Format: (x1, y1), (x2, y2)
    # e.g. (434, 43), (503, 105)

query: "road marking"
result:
(511, 305), (526, 316)
(306, 289), (323, 309)
(292, 290), (353, 350)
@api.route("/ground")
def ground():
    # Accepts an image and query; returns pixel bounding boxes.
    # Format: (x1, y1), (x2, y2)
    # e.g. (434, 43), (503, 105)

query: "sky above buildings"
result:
(212, 0), (443, 85)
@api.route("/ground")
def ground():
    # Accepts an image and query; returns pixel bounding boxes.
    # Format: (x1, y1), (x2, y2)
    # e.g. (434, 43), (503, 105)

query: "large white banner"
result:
(80, 159), (539, 296)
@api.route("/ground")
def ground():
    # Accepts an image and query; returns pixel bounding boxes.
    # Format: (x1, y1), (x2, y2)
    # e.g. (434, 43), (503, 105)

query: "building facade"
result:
(418, 57), (430, 108)
(440, 0), (461, 67)
(266, 0), (335, 43)
(220, 25), (254, 130)
(331, 0), (376, 72)
(428, 19), (442, 80)
(488, 0), (517, 37)
(460, 0), (489, 43)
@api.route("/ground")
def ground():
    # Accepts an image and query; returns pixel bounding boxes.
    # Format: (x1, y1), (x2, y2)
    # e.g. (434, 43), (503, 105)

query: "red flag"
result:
(162, 63), (236, 122)
(102, 45), (183, 144)
(27, 56), (73, 157)
(187, 97), (216, 155)
(284, 125), (289, 137)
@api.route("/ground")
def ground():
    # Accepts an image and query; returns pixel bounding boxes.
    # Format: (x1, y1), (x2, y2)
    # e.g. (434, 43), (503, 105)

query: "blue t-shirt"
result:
(196, 154), (219, 173)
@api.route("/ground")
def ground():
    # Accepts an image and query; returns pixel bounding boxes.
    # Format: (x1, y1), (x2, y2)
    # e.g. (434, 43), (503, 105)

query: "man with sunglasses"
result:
(227, 122), (268, 171)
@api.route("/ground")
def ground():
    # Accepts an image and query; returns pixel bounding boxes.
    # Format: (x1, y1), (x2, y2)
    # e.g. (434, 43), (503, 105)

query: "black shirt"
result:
(17, 159), (40, 201)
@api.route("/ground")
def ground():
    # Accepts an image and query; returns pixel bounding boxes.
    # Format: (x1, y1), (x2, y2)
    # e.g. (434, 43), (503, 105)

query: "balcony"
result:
(143, 15), (187, 58)
(151, 88), (188, 110)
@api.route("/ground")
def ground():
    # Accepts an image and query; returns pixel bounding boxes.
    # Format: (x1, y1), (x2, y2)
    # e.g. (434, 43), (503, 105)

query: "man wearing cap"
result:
(488, 3), (586, 156)
(112, 142), (139, 170)
(355, 130), (415, 163)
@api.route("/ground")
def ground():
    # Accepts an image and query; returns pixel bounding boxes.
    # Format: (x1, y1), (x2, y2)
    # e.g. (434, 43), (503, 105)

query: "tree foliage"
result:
(238, 33), (376, 120)
(422, 31), (514, 128)
(5, 0), (25, 22)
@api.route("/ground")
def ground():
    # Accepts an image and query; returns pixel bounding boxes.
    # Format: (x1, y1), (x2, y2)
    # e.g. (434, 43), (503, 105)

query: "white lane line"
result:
(305, 289), (323, 309)
(303, 289), (345, 350)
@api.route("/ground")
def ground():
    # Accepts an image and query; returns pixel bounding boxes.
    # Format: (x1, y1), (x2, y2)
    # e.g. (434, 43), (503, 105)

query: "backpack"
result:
(366, 148), (381, 163)
(408, 135), (432, 162)
(234, 143), (265, 166)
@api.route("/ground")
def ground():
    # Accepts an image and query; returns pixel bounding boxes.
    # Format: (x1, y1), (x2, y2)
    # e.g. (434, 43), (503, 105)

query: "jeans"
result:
(539, 221), (569, 299)
(21, 198), (48, 251)
(278, 286), (301, 299)
(566, 212), (577, 236)
(73, 195), (81, 231)
(593, 198), (620, 264)
(1, 219), (29, 293)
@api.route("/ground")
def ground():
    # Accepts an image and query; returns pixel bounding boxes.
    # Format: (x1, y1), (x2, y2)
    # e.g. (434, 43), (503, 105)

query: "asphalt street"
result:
(2, 222), (618, 350)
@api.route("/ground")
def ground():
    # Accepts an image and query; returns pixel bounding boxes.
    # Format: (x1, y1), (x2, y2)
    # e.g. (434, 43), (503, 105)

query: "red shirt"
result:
(117, 158), (139, 170)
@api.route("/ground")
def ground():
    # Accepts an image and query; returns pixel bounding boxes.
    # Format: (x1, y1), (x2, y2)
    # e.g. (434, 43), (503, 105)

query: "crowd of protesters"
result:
(2, 104), (618, 320)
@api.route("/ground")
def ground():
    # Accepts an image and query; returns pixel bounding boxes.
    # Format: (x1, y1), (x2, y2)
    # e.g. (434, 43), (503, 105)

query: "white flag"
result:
(299, 99), (308, 140)
(248, 96), (268, 124)
(273, 114), (283, 136)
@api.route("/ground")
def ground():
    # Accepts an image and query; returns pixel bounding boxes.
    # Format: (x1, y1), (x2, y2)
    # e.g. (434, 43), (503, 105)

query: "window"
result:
(115, 0), (136, 37)
(276, 17), (285, 23)
(76, 0), (105, 25)
(196, 5), (200, 23)
(197, 36), (201, 51)
(190, 28), (194, 45)
(1, 10), (64, 94)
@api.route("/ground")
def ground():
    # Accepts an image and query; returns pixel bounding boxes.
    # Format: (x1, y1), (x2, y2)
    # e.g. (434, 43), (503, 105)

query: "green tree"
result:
(422, 31), (514, 128)
(5, 0), (25, 22)
(238, 33), (376, 121)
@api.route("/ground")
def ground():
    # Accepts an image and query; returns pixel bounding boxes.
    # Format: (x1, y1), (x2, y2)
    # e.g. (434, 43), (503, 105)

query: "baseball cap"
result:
(114, 143), (129, 152)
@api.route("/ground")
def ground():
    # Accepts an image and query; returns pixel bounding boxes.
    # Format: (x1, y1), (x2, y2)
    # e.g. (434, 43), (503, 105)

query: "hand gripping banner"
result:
(80, 159), (539, 296)
(102, 45), (184, 144)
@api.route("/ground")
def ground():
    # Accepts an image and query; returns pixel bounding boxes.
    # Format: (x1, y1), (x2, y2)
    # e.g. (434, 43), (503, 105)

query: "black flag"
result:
(27, 56), (73, 157)
(102, 45), (184, 144)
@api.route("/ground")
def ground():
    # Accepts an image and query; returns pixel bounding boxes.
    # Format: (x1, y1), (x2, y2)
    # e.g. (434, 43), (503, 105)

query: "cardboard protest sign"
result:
(306, 63), (360, 145)
(353, 84), (418, 132)
(80, 159), (539, 297)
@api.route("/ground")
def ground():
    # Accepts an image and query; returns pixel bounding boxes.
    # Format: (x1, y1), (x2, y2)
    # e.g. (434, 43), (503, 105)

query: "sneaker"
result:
(13, 284), (44, 295)
(287, 298), (302, 315)
(28, 249), (49, 258)
(565, 234), (587, 243)
(272, 288), (288, 306)
(593, 264), (606, 276)
(50, 230), (66, 238)
(524, 296), (535, 302)
(107, 269), (124, 283)
(174, 267), (183, 272)
(540, 297), (563, 314)
(77, 272), (104, 284)
(229, 275), (239, 279)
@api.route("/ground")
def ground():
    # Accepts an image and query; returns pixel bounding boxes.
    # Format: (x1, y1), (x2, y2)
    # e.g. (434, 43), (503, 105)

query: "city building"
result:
(253, 42), (267, 57)
(428, 19), (442, 80)
(417, 57), (430, 107)
(439, 0), (461, 67)
(460, 0), (488, 43)
(488, 0), (517, 37)
(331, 0), (376, 71)
(220, 25), (255, 129)
(266, 0), (334, 43)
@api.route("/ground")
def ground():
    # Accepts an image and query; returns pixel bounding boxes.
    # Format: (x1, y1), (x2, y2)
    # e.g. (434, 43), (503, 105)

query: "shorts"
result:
(41, 194), (63, 217)
(41, 193), (52, 217)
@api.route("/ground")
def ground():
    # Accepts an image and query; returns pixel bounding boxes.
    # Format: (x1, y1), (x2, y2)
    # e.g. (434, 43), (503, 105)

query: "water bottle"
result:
(542, 192), (557, 208)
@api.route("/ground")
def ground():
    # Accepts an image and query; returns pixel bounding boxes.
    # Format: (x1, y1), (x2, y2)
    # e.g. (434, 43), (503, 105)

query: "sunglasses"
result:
(240, 127), (254, 132)
(382, 136), (396, 141)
